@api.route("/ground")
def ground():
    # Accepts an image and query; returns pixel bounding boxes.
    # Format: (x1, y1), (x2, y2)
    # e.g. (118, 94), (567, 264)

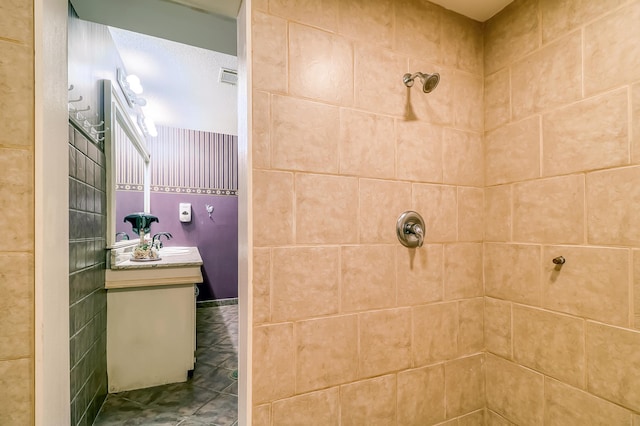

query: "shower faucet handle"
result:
(396, 211), (426, 248)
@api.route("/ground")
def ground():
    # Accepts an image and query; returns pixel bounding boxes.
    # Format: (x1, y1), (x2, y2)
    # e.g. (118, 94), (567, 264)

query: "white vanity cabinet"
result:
(105, 246), (203, 393)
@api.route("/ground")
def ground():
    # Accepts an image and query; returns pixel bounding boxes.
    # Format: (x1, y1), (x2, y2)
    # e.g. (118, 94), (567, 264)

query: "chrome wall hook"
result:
(84, 119), (105, 129)
(68, 95), (83, 103)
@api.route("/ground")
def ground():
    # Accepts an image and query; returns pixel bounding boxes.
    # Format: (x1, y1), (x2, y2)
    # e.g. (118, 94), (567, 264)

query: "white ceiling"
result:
(110, 27), (238, 135)
(431, 0), (515, 22)
(174, 0), (514, 22)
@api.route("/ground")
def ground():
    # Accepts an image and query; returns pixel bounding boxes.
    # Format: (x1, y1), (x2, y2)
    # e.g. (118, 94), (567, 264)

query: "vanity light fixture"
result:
(137, 113), (158, 138)
(117, 68), (147, 107)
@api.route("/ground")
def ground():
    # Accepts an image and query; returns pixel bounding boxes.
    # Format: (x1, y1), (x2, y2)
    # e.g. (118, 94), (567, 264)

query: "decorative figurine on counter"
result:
(123, 212), (161, 261)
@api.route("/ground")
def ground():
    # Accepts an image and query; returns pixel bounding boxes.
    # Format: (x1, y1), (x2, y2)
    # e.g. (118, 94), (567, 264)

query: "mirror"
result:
(103, 79), (151, 247)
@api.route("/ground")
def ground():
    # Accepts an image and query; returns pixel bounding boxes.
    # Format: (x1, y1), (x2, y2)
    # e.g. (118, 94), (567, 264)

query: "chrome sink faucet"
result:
(115, 232), (129, 241)
(152, 232), (173, 249)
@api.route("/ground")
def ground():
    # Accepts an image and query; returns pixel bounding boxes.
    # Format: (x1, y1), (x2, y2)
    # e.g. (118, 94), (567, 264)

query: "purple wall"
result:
(116, 191), (238, 301)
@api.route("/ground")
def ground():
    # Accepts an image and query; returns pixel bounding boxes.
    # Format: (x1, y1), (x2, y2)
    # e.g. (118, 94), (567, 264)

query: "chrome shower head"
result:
(403, 72), (440, 93)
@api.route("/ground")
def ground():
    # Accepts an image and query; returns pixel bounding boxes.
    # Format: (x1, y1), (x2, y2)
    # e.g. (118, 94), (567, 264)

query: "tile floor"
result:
(94, 304), (239, 426)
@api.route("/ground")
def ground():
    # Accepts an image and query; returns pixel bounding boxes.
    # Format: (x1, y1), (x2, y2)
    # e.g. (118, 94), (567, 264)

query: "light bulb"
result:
(144, 116), (158, 137)
(126, 74), (143, 94)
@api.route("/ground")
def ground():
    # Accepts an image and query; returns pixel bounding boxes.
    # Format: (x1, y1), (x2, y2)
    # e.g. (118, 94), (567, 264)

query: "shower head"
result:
(403, 72), (440, 93)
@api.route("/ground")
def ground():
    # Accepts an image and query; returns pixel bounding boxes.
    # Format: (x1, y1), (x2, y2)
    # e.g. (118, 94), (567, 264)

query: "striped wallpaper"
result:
(116, 125), (238, 196)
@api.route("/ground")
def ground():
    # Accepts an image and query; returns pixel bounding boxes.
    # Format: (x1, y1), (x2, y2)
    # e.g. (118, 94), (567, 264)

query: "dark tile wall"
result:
(69, 124), (108, 426)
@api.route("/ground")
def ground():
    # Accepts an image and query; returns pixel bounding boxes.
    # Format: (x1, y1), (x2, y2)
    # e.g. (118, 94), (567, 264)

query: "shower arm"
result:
(403, 72), (426, 87)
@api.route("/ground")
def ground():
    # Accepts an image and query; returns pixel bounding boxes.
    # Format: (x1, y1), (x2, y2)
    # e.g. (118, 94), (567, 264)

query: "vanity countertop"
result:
(110, 246), (203, 270)
(106, 246), (203, 290)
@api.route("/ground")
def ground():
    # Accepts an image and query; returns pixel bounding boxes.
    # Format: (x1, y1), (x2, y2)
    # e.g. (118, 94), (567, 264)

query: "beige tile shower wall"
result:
(251, 0), (484, 423)
(484, 0), (640, 423)
(0, 0), (34, 424)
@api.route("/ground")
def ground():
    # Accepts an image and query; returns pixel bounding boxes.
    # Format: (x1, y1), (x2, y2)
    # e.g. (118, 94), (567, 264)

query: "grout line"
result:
(629, 249), (634, 329)
(581, 27), (585, 99)
(628, 85), (633, 165)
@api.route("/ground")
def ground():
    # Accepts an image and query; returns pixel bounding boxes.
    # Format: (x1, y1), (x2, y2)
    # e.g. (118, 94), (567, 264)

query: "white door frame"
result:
(34, 0), (252, 424)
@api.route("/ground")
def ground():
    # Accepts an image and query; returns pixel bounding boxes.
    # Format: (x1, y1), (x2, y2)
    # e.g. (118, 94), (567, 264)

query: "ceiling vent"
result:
(219, 68), (238, 85)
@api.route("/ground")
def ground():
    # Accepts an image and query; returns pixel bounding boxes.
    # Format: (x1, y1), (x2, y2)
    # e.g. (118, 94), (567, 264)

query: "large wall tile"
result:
(395, 0), (441, 63)
(458, 298), (484, 356)
(453, 72), (484, 132)
(289, 23), (353, 105)
(0, 42), (33, 147)
(251, 12), (287, 93)
(485, 243), (542, 305)
(458, 410), (486, 425)
(252, 90), (270, 169)
(252, 324), (295, 404)
(412, 184), (457, 243)
(338, 0), (393, 50)
(359, 308), (411, 378)
(397, 365), (445, 426)
(543, 246), (629, 326)
(441, 10), (483, 75)
(484, 69), (510, 132)
(341, 245), (396, 312)
(485, 297), (512, 358)
(635, 250), (640, 329)
(412, 302), (458, 365)
(295, 174), (358, 244)
(271, 95), (339, 173)
(444, 243), (483, 300)
(396, 244), (443, 306)
(252, 404), (270, 426)
(544, 378), (632, 425)
(0, 0), (32, 43)
(634, 84), (640, 164)
(252, 249), (270, 325)
(359, 179), (411, 244)
(252, 170), (293, 246)
(485, 354), (544, 426)
(0, 358), (32, 425)
(340, 375), (396, 426)
(272, 388), (339, 426)
(484, 185), (512, 242)
(486, 410), (516, 425)
(340, 109), (395, 179)
(540, 0), (627, 43)
(513, 306), (585, 388)
(396, 121), (443, 183)
(584, 1), (640, 95)
(587, 322), (640, 411)
(354, 44), (407, 117)
(271, 247), (339, 321)
(511, 31), (582, 120)
(587, 167), (640, 246)
(0, 179), (32, 252)
(458, 187), (484, 242)
(485, 116), (540, 186)
(295, 315), (358, 392)
(445, 355), (485, 419)
(269, 0), (338, 32)
(0, 147), (33, 250)
(542, 89), (628, 176)
(484, 0), (539, 74)
(513, 175), (585, 244)
(443, 129), (483, 187)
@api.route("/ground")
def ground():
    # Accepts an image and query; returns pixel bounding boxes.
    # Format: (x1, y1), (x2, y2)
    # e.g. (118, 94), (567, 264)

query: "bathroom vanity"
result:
(105, 245), (203, 392)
